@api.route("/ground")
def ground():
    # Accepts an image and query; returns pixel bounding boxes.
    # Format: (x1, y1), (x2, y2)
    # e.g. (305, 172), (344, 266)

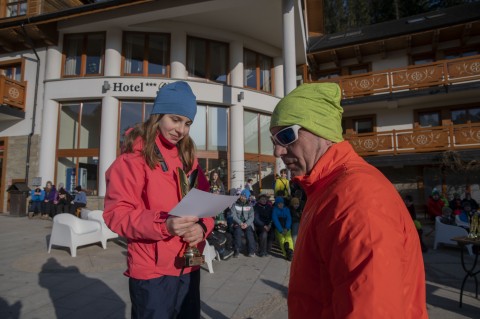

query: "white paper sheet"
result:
(169, 188), (239, 218)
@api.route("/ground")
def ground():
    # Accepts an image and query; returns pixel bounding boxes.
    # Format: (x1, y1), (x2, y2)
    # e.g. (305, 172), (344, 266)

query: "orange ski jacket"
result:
(288, 141), (428, 319)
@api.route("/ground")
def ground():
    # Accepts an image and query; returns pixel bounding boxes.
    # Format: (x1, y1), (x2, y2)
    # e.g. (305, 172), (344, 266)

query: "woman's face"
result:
(212, 172), (218, 181)
(158, 114), (192, 145)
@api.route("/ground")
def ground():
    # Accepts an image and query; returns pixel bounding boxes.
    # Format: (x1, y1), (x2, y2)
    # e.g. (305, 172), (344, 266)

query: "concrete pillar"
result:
(229, 40), (245, 192)
(98, 96), (119, 197)
(105, 28), (122, 76)
(274, 57), (284, 98)
(171, 30), (187, 79)
(38, 44), (63, 183)
(282, 0), (296, 95)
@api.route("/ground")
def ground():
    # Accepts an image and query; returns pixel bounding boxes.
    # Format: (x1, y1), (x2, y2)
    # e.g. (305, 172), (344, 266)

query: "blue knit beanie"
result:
(151, 81), (197, 121)
(275, 196), (284, 205)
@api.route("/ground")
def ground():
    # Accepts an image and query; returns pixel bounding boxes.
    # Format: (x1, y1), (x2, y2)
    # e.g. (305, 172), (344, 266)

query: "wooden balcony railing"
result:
(345, 123), (480, 156)
(0, 76), (26, 111)
(315, 55), (480, 99)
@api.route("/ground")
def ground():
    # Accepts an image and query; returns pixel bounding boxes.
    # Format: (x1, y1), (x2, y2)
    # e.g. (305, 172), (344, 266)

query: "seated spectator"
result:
(29, 186), (45, 218)
(404, 195), (428, 253)
(272, 196), (294, 261)
(440, 206), (455, 225)
(449, 193), (462, 214)
(42, 181), (57, 219)
(254, 193), (274, 257)
(248, 194), (256, 207)
(55, 183), (72, 215)
(462, 192), (479, 211)
(427, 189), (445, 219)
(206, 219), (234, 260)
(69, 186), (87, 215)
(289, 197), (303, 246)
(456, 202), (473, 231)
(231, 190), (256, 257)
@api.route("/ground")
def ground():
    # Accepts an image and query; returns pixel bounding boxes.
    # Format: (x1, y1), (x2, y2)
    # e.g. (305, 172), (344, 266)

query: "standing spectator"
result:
(104, 81), (213, 319)
(274, 169), (291, 200)
(462, 191), (479, 211)
(254, 193), (274, 257)
(29, 186), (45, 218)
(244, 178), (254, 193)
(209, 170), (225, 195)
(55, 183), (72, 215)
(231, 190), (256, 257)
(69, 185), (87, 215)
(404, 195), (428, 253)
(272, 196), (294, 261)
(42, 181), (57, 219)
(427, 189), (445, 219)
(270, 82), (427, 318)
(289, 197), (302, 245)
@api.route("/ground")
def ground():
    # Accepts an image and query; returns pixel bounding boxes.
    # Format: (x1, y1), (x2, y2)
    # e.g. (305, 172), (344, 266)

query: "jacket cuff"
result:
(154, 212), (173, 238)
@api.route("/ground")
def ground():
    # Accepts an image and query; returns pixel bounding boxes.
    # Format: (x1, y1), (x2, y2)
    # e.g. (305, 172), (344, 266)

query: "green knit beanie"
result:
(270, 83), (344, 143)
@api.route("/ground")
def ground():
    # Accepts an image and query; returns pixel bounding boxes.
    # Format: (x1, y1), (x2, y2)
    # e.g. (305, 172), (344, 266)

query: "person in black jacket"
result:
(254, 193), (274, 257)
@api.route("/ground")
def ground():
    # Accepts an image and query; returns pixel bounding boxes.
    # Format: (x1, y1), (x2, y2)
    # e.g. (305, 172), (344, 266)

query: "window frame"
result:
(0, 58), (24, 81)
(121, 31), (171, 77)
(243, 48), (274, 93)
(3, 0), (27, 18)
(61, 32), (106, 78)
(342, 114), (376, 135)
(56, 101), (102, 195)
(186, 36), (229, 84)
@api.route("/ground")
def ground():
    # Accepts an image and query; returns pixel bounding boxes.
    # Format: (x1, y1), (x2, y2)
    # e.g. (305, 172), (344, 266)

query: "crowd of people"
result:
(28, 181), (87, 219)
(206, 170), (306, 261)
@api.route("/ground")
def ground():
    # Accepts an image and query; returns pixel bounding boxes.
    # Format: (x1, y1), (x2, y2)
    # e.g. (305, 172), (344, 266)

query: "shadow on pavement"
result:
(38, 258), (126, 319)
(0, 298), (22, 319)
(201, 301), (229, 319)
(261, 279), (288, 298)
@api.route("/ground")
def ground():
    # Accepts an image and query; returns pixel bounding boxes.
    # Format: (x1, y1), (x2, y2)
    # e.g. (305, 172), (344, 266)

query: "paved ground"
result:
(0, 214), (479, 319)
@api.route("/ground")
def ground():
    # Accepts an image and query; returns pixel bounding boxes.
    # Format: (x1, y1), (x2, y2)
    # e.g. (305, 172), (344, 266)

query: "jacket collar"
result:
(292, 141), (355, 196)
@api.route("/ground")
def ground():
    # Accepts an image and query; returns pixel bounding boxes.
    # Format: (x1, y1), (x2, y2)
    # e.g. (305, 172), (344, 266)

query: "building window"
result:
(190, 105), (228, 152)
(411, 53), (435, 65)
(187, 37), (228, 83)
(57, 101), (102, 195)
(316, 69), (341, 80)
(0, 61), (22, 81)
(5, 0), (27, 17)
(348, 64), (370, 75)
(244, 49), (273, 93)
(123, 32), (170, 76)
(118, 101), (153, 150)
(418, 111), (441, 127)
(451, 107), (480, 124)
(342, 115), (375, 135)
(63, 33), (105, 77)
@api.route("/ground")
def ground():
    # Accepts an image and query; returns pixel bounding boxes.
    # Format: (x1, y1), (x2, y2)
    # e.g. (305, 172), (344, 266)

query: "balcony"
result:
(345, 123), (480, 157)
(0, 76), (26, 111)
(315, 56), (480, 99)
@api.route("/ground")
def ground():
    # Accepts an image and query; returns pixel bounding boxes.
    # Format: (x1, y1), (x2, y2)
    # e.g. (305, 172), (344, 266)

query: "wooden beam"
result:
(461, 23), (472, 46)
(0, 39), (14, 52)
(354, 45), (362, 64)
(406, 35), (412, 55)
(432, 29), (439, 53)
(331, 50), (339, 67)
(379, 41), (386, 59)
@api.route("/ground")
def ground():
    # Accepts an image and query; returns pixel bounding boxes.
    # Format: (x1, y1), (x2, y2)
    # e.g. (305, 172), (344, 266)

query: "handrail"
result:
(0, 75), (26, 111)
(313, 55), (480, 99)
(344, 122), (480, 156)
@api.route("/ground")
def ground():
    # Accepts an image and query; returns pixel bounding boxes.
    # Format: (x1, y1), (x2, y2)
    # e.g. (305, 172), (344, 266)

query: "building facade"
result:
(306, 2), (480, 211)
(0, 0), (320, 212)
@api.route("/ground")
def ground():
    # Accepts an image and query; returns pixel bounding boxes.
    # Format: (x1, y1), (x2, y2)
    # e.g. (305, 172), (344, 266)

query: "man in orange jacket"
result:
(270, 83), (428, 318)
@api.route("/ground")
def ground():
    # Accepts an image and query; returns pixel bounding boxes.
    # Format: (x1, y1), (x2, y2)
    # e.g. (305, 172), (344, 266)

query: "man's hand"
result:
(241, 223), (247, 229)
(282, 229), (288, 236)
(264, 225), (271, 232)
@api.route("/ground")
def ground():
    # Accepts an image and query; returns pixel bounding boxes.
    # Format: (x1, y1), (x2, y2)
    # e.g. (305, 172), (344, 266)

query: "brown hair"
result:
(123, 114), (196, 172)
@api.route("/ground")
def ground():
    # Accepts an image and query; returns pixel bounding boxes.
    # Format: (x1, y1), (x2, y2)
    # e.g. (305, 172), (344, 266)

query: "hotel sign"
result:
(102, 80), (166, 93)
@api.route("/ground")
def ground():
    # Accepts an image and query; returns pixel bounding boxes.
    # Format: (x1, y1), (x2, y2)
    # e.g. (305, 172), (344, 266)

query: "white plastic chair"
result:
(87, 210), (119, 248)
(48, 213), (105, 257)
(434, 216), (473, 256)
(80, 208), (92, 220)
(203, 241), (219, 274)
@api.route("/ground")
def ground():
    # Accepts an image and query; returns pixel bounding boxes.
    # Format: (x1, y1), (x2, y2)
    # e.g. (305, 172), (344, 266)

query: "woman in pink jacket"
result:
(104, 81), (213, 319)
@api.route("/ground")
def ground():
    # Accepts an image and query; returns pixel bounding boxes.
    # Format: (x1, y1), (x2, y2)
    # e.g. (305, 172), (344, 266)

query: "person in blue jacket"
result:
(29, 186), (45, 217)
(272, 196), (294, 261)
